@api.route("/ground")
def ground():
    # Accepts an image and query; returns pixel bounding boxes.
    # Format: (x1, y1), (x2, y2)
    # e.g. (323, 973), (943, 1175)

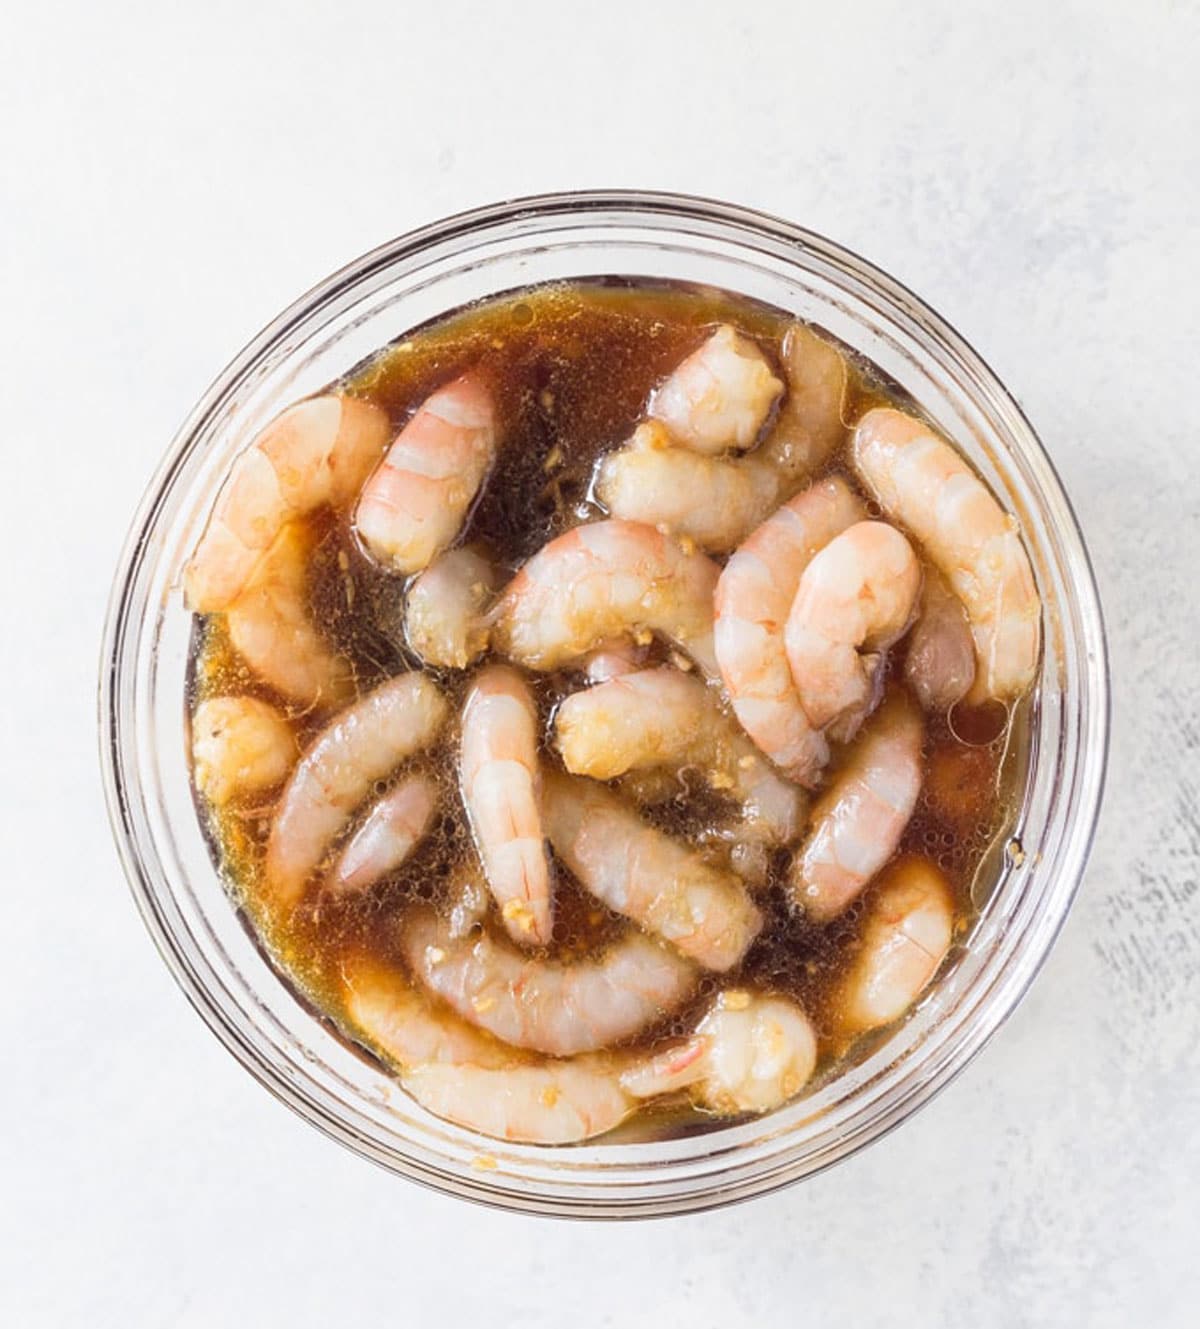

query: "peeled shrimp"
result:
(789, 690), (923, 921)
(834, 856), (954, 1035)
(904, 566), (977, 713)
(460, 666), (553, 946)
(542, 772), (762, 971)
(185, 394), (389, 612)
(265, 673), (448, 906)
(648, 324), (783, 454)
(595, 324), (848, 552)
(581, 636), (649, 683)
(404, 544), (497, 669)
(342, 953), (635, 1144)
(784, 521), (921, 739)
(714, 477), (865, 784)
(492, 519), (721, 678)
(621, 990), (818, 1115)
(554, 667), (804, 846)
(355, 373), (497, 575)
(401, 907), (696, 1057)
(851, 408), (1040, 701)
(191, 695), (296, 806)
(225, 522), (354, 707)
(327, 773), (438, 896)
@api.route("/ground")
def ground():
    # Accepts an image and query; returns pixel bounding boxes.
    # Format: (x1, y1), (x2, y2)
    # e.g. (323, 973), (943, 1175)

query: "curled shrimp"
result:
(355, 373), (498, 575)
(789, 690), (923, 921)
(342, 953), (635, 1144)
(225, 523), (355, 708)
(542, 772), (762, 971)
(784, 520), (921, 739)
(596, 325), (849, 552)
(327, 772), (438, 896)
(492, 519), (721, 678)
(404, 544), (498, 669)
(185, 394), (389, 612)
(714, 477), (866, 784)
(460, 665), (553, 946)
(621, 990), (818, 1115)
(580, 636), (650, 683)
(191, 695), (296, 806)
(400, 906), (696, 1057)
(851, 408), (1041, 702)
(554, 667), (804, 846)
(648, 324), (783, 454)
(265, 673), (448, 907)
(834, 856), (954, 1036)
(903, 566), (977, 713)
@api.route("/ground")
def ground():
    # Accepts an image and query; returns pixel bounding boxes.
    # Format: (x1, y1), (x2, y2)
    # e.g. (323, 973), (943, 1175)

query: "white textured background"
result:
(3, 2), (1197, 1324)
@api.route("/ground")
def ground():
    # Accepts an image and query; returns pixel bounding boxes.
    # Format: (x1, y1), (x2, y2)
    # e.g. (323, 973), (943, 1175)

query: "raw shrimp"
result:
(851, 408), (1041, 701)
(904, 566), (977, 712)
(185, 394), (389, 612)
(225, 522), (354, 707)
(404, 544), (497, 669)
(714, 477), (865, 784)
(265, 673), (448, 906)
(648, 324), (783, 454)
(326, 773), (438, 896)
(553, 667), (804, 846)
(621, 990), (818, 1114)
(492, 519), (721, 678)
(401, 907), (696, 1056)
(760, 323), (850, 480)
(542, 772), (762, 971)
(342, 953), (635, 1144)
(784, 521), (921, 739)
(581, 636), (649, 683)
(460, 666), (553, 946)
(355, 373), (497, 574)
(833, 856), (954, 1035)
(789, 690), (923, 921)
(191, 695), (296, 806)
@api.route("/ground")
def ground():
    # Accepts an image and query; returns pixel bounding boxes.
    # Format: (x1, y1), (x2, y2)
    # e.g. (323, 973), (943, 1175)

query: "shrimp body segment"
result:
(460, 666), (553, 946)
(342, 954), (635, 1144)
(492, 519), (721, 678)
(851, 408), (1040, 701)
(401, 908), (696, 1057)
(355, 373), (497, 575)
(328, 773), (438, 896)
(225, 523), (354, 708)
(265, 673), (448, 906)
(191, 696), (296, 806)
(789, 691), (923, 921)
(622, 991), (818, 1115)
(784, 521), (921, 738)
(904, 566), (977, 713)
(185, 394), (389, 612)
(714, 477), (866, 784)
(554, 667), (804, 845)
(834, 856), (954, 1035)
(404, 545), (498, 669)
(648, 324), (783, 454)
(542, 773), (762, 971)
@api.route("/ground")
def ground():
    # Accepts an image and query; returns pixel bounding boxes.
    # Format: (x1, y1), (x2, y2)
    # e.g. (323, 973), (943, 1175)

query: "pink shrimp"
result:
(460, 666), (553, 947)
(789, 690), (924, 921)
(714, 477), (866, 784)
(492, 519), (721, 678)
(326, 773), (438, 896)
(850, 408), (1041, 701)
(355, 373), (498, 574)
(784, 520), (921, 740)
(190, 695), (296, 806)
(265, 673), (448, 907)
(404, 544), (498, 669)
(185, 394), (389, 612)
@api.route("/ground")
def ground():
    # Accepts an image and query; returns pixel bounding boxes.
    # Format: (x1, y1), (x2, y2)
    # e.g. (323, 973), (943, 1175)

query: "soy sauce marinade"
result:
(188, 280), (1025, 1140)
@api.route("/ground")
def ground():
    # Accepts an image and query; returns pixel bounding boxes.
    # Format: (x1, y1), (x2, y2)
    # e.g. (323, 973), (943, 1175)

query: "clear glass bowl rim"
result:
(99, 189), (1109, 1218)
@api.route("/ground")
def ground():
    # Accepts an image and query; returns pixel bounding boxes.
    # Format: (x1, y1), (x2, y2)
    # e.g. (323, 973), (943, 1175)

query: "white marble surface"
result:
(3, 2), (1197, 1324)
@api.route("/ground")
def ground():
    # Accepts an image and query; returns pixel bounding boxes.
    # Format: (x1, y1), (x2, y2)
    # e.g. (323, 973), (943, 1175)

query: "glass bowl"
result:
(99, 190), (1108, 1218)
